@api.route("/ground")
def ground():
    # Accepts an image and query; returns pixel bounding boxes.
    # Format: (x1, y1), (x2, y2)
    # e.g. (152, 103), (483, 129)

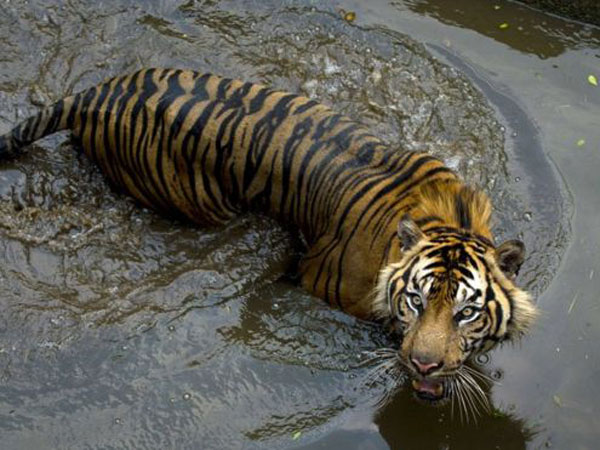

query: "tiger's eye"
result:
(410, 295), (422, 306)
(461, 307), (473, 317)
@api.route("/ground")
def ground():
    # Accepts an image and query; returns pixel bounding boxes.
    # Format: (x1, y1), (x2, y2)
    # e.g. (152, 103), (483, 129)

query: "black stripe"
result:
(78, 89), (97, 141)
(101, 79), (128, 191)
(243, 93), (296, 192)
(422, 261), (445, 272)
(455, 192), (471, 229)
(129, 70), (160, 204)
(457, 265), (475, 280)
(415, 215), (441, 227)
(279, 116), (313, 219)
(29, 109), (44, 140)
(184, 101), (221, 218)
(89, 81), (111, 163)
(42, 99), (64, 136)
(293, 99), (319, 115)
(152, 71), (186, 205)
(66, 92), (83, 128)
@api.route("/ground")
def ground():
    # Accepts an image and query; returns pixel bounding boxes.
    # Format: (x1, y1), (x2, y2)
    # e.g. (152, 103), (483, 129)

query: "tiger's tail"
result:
(0, 96), (75, 159)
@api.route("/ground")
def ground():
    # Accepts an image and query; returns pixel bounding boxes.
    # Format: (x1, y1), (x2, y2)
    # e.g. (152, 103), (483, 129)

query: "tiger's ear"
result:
(397, 215), (425, 251)
(496, 240), (526, 279)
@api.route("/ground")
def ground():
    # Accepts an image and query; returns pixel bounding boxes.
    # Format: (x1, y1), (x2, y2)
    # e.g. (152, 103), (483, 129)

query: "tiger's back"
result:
(61, 68), (363, 227)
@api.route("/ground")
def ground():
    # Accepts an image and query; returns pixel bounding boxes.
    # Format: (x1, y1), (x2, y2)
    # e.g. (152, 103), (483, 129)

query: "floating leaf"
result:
(344, 11), (356, 22)
(588, 74), (598, 86)
(292, 431), (302, 440)
(553, 395), (563, 407)
(499, 23), (509, 30)
(577, 139), (586, 147)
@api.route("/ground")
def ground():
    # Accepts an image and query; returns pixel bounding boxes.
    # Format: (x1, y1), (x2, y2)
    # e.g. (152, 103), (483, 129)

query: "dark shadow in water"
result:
(401, 0), (600, 59)
(373, 386), (536, 450)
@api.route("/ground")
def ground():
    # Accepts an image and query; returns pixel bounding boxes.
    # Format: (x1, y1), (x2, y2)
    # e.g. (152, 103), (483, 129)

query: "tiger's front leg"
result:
(298, 238), (375, 320)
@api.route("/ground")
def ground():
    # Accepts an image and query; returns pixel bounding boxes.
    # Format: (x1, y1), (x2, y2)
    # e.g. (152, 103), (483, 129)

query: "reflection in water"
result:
(375, 385), (535, 449)
(401, 0), (600, 59)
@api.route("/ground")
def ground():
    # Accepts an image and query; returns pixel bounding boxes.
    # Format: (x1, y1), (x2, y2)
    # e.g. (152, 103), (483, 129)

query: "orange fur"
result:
(409, 180), (494, 241)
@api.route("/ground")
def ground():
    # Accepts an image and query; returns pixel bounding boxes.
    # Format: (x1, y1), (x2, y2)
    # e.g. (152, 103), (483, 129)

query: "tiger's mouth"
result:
(411, 377), (448, 403)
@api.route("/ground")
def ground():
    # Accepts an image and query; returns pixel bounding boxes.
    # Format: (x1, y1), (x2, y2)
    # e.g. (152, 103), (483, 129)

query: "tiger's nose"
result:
(410, 355), (443, 375)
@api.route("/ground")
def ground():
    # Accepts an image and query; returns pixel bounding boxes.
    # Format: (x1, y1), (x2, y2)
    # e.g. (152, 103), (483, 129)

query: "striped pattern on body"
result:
(0, 68), (459, 315)
(0, 67), (540, 403)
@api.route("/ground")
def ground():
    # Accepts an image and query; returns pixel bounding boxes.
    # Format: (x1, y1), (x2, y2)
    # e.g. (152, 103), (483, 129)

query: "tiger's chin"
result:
(411, 377), (450, 404)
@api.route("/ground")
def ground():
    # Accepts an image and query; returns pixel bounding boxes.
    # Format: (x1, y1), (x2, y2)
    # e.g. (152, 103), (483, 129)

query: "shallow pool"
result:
(0, 1), (597, 449)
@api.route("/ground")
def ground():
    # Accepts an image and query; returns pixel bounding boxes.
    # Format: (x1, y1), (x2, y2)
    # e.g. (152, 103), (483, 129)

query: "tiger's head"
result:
(373, 213), (537, 404)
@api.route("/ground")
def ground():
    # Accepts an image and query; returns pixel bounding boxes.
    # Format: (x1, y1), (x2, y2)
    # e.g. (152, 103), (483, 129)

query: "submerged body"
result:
(0, 68), (537, 402)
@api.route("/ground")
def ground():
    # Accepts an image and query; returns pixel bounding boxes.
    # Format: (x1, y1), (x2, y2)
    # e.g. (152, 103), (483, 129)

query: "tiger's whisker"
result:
(449, 378), (456, 420)
(463, 364), (496, 384)
(466, 377), (490, 412)
(456, 379), (469, 423)
(360, 357), (397, 388)
(459, 369), (490, 414)
(462, 376), (480, 423)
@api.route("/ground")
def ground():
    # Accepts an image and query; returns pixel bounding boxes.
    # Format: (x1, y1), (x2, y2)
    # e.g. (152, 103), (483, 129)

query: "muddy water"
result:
(0, 0), (583, 449)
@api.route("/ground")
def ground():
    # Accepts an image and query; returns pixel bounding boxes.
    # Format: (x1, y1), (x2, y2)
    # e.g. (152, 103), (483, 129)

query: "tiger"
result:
(0, 68), (537, 403)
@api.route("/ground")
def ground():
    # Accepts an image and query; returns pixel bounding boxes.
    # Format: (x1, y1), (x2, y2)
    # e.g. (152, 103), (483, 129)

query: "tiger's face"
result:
(373, 218), (537, 403)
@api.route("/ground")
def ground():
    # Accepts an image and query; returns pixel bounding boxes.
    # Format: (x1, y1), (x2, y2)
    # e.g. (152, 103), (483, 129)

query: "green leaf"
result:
(499, 23), (509, 30)
(292, 431), (302, 440)
(588, 74), (598, 86)
(577, 139), (586, 147)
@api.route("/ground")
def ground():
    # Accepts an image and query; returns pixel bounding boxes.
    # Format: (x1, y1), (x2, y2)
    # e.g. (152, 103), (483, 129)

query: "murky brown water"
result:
(0, 0), (595, 449)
